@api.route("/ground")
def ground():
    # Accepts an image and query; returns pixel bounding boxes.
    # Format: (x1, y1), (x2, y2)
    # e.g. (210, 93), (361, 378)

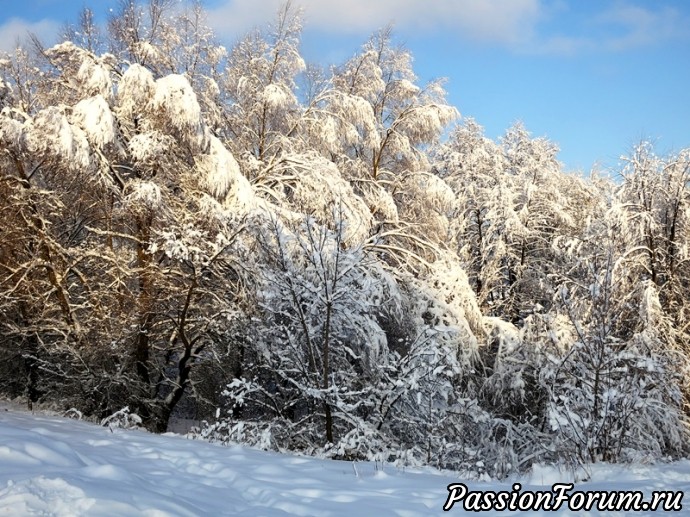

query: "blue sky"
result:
(1, 0), (688, 172)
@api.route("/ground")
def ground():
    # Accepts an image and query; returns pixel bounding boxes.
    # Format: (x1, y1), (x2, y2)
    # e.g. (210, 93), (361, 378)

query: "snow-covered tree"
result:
(542, 217), (688, 465)
(221, 1), (304, 165)
(616, 143), (690, 356)
(222, 208), (393, 447)
(436, 119), (513, 308)
(326, 27), (458, 181)
(0, 23), (254, 430)
(2, 0), (689, 478)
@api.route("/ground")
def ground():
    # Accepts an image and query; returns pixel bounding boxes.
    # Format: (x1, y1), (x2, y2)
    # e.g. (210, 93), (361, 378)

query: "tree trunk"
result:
(322, 300), (333, 443)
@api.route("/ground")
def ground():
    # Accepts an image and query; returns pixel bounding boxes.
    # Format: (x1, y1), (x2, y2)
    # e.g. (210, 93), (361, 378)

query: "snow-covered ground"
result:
(1, 402), (689, 516)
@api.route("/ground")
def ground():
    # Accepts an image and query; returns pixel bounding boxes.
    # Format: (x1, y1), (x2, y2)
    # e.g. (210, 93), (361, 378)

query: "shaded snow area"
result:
(1, 406), (690, 516)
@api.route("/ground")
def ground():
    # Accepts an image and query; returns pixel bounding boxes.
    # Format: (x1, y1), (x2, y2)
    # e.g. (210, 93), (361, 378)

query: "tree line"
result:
(0, 1), (688, 478)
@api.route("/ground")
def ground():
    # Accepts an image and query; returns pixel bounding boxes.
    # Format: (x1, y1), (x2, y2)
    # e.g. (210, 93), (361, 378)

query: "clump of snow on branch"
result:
(326, 92), (381, 150)
(396, 171), (456, 238)
(29, 106), (91, 170)
(70, 95), (117, 150)
(334, 49), (385, 101)
(117, 64), (155, 121)
(151, 74), (204, 145)
(76, 58), (112, 99)
(260, 83), (294, 112)
(396, 101), (459, 147)
(128, 132), (172, 165)
(100, 406), (142, 430)
(151, 222), (240, 271)
(45, 42), (114, 99)
(124, 180), (163, 212)
(425, 255), (485, 352)
(133, 41), (163, 64)
(0, 110), (26, 149)
(360, 183), (399, 222)
(195, 135), (254, 210)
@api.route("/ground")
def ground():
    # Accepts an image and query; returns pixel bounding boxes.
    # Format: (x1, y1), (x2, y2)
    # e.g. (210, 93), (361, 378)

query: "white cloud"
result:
(205, 0), (689, 57)
(206, 0), (544, 46)
(594, 3), (688, 52)
(0, 18), (61, 53)
(530, 35), (592, 56)
(530, 2), (690, 56)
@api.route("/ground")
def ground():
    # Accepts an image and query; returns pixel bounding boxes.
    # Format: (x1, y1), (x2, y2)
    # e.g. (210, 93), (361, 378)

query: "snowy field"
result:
(1, 403), (689, 516)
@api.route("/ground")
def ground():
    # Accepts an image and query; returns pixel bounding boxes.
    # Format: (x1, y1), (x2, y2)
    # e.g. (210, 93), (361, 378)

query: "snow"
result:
(0, 112), (24, 148)
(31, 107), (92, 169)
(71, 96), (117, 150)
(195, 135), (254, 208)
(45, 42), (113, 99)
(133, 41), (162, 64)
(343, 94), (380, 145)
(118, 64), (155, 116)
(124, 180), (163, 211)
(152, 75), (202, 138)
(128, 133), (171, 164)
(261, 83), (293, 111)
(1, 403), (689, 516)
(76, 59), (112, 100)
